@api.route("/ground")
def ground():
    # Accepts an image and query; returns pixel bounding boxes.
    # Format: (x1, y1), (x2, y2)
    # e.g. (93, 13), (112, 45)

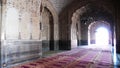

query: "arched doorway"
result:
(42, 7), (54, 52)
(41, 0), (59, 51)
(95, 27), (109, 45)
(71, 6), (87, 48)
(88, 21), (112, 46)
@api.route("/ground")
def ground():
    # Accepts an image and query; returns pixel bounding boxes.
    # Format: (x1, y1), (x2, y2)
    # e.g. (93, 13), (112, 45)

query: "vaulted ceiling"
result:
(49, 0), (115, 14)
(49, 0), (74, 14)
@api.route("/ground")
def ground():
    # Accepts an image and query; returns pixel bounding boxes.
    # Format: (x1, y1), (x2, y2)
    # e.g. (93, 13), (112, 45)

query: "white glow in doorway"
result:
(95, 27), (109, 45)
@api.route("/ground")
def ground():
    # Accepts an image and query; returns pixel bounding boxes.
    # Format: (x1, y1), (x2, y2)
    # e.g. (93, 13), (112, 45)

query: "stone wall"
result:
(1, 0), (60, 67)
(1, 40), (42, 67)
(1, 0), (42, 67)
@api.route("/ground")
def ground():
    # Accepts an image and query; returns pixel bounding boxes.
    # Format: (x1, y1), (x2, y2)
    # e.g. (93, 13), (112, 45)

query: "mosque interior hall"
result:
(0, 0), (120, 68)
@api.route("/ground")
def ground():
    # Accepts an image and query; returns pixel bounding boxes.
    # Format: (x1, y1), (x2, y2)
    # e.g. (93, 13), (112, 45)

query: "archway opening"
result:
(42, 7), (54, 52)
(95, 27), (109, 45)
(88, 21), (112, 46)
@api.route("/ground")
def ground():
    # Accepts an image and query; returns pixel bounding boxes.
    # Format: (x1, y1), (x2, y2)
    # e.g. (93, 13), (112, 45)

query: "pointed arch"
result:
(88, 21), (111, 45)
(41, 0), (59, 50)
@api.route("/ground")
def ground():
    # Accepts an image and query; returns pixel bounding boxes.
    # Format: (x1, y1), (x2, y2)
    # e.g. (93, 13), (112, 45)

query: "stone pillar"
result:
(0, 1), (1, 67)
(116, 3), (120, 53)
(54, 23), (59, 50)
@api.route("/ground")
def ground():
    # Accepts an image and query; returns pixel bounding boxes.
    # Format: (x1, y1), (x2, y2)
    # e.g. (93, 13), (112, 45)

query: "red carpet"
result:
(12, 46), (113, 68)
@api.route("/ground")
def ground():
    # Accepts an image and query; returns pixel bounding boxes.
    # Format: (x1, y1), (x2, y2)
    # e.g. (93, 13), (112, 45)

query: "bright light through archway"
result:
(95, 27), (109, 45)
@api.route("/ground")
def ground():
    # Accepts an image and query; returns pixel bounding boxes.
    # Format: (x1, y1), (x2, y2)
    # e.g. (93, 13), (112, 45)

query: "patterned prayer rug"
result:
(12, 46), (113, 68)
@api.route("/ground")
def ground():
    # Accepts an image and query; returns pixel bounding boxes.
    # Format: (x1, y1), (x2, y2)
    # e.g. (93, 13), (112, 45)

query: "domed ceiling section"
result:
(80, 5), (114, 25)
(49, 0), (74, 14)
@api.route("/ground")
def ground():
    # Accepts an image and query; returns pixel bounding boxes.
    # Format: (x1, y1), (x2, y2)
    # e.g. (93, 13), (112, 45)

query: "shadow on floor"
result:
(42, 50), (66, 58)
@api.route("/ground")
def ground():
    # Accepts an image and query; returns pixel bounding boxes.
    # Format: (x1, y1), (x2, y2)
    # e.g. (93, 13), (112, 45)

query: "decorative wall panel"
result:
(5, 0), (41, 40)
(1, 40), (42, 67)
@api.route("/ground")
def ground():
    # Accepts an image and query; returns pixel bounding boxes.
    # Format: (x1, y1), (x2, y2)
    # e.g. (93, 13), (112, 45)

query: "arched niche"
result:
(5, 8), (19, 39)
(20, 12), (31, 40)
(41, 7), (52, 52)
